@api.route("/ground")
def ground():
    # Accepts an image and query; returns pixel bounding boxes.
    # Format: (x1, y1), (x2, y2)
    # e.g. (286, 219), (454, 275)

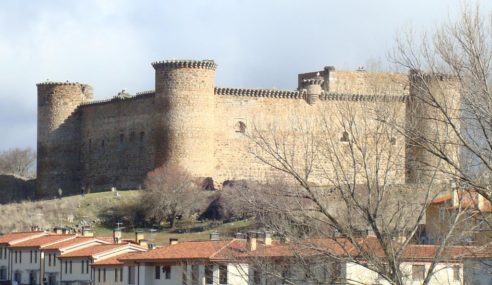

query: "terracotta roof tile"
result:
(60, 243), (144, 258)
(10, 234), (75, 248)
(431, 191), (492, 213)
(42, 237), (109, 250)
(92, 252), (141, 266)
(0, 231), (46, 245)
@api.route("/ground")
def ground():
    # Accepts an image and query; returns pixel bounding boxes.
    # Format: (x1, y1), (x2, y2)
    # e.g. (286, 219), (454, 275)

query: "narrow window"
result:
(115, 267), (118, 282)
(89, 139), (92, 151)
(439, 208), (446, 223)
(234, 121), (247, 133)
(163, 265), (171, 279)
(14, 251), (17, 263)
(98, 268), (101, 282)
(34, 251), (37, 263)
(19, 251), (21, 263)
(205, 265), (213, 284)
(48, 254), (51, 266)
(103, 268), (106, 282)
(155, 265), (161, 279)
(191, 265), (199, 285)
(87, 260), (90, 273)
(340, 131), (349, 142)
(3, 248), (6, 259)
(453, 265), (460, 281)
(30, 250), (33, 263)
(65, 261), (68, 274)
(53, 254), (56, 266)
(120, 268), (123, 282)
(81, 259), (84, 273)
(253, 269), (261, 285)
(128, 266), (135, 284)
(412, 264), (425, 281)
(219, 265), (228, 285)
(0, 248), (2, 259)
(281, 266), (290, 284)
(182, 264), (188, 285)
(69, 260), (72, 273)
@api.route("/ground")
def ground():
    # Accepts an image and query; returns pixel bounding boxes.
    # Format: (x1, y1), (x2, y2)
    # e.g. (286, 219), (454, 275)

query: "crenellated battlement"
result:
(36, 81), (90, 87)
(151, 59), (217, 70)
(215, 87), (305, 99)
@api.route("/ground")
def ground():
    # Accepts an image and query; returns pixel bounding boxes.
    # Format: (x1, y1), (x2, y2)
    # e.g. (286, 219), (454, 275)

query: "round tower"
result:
(152, 60), (216, 177)
(302, 75), (324, 105)
(405, 70), (460, 184)
(37, 82), (93, 197)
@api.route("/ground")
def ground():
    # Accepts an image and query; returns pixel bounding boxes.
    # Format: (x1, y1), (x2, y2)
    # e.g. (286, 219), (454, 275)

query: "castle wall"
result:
(213, 91), (408, 185)
(79, 94), (156, 191)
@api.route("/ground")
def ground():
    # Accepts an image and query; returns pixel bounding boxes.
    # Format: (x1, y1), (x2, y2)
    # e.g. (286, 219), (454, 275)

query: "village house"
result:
(425, 189), (492, 245)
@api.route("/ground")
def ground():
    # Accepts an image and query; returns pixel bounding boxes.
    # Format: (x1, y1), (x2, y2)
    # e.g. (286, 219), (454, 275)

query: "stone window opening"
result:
(235, 121), (246, 133)
(340, 131), (349, 142)
(412, 264), (425, 281)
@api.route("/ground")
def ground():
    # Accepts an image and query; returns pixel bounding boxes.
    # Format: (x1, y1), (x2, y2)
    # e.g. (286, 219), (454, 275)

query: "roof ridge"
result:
(209, 239), (237, 259)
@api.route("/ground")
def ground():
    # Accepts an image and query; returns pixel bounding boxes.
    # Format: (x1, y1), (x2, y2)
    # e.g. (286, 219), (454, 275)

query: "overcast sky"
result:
(1, 0), (491, 150)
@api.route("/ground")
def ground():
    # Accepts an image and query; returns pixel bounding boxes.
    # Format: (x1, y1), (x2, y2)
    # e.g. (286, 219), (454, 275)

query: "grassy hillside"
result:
(0, 190), (254, 244)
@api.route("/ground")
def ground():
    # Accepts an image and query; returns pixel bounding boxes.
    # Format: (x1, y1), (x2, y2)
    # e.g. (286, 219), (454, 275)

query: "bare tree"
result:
(143, 164), (206, 228)
(392, 4), (492, 205)
(0, 147), (36, 178)
(223, 75), (472, 284)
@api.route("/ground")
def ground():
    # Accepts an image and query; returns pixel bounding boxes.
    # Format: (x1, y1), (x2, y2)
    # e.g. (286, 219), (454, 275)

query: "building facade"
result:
(36, 59), (461, 196)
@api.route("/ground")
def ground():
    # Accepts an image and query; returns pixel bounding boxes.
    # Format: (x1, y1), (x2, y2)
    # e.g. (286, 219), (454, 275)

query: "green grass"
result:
(0, 190), (255, 245)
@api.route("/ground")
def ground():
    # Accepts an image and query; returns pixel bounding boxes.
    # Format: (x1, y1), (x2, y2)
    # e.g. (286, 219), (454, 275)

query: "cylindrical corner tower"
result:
(37, 82), (93, 197)
(405, 70), (460, 184)
(152, 60), (216, 177)
(302, 76), (324, 105)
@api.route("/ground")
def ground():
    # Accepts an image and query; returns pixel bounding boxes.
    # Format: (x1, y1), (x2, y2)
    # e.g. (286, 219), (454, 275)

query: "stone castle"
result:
(36, 59), (460, 196)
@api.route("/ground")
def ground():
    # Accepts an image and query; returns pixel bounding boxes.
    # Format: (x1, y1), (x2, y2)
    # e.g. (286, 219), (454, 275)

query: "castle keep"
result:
(37, 59), (460, 196)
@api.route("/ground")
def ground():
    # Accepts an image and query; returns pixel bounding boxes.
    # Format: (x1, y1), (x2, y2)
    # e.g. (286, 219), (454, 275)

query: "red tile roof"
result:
(92, 252), (141, 266)
(9, 234), (75, 249)
(59, 243), (144, 258)
(431, 190), (492, 212)
(42, 237), (109, 251)
(0, 231), (46, 245)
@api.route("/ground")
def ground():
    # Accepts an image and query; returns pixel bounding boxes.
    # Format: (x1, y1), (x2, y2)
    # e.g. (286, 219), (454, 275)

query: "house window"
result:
(281, 266), (291, 284)
(53, 254), (56, 266)
(34, 251), (37, 263)
(340, 131), (349, 142)
(69, 260), (72, 273)
(0, 266), (7, 280)
(253, 269), (262, 285)
(120, 268), (123, 282)
(219, 265), (228, 285)
(128, 266), (135, 284)
(155, 265), (161, 279)
(191, 265), (199, 285)
(439, 207), (446, 223)
(163, 265), (171, 279)
(86, 260), (90, 273)
(412, 264), (425, 281)
(103, 268), (106, 282)
(3, 248), (6, 259)
(205, 265), (213, 284)
(65, 261), (68, 274)
(453, 265), (460, 281)
(30, 250), (33, 263)
(98, 268), (101, 282)
(48, 254), (51, 266)
(115, 267), (118, 282)
(234, 121), (247, 133)
(182, 264), (188, 285)
(81, 260), (84, 273)
(19, 251), (21, 263)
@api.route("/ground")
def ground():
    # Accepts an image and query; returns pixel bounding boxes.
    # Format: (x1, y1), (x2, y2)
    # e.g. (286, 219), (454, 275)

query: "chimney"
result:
(478, 193), (485, 211)
(247, 232), (257, 251)
(209, 232), (220, 241)
(113, 228), (122, 244)
(31, 225), (40, 232)
(169, 238), (178, 245)
(62, 228), (70, 235)
(264, 231), (272, 246)
(135, 231), (145, 243)
(54, 227), (63, 235)
(138, 239), (148, 249)
(82, 227), (94, 237)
